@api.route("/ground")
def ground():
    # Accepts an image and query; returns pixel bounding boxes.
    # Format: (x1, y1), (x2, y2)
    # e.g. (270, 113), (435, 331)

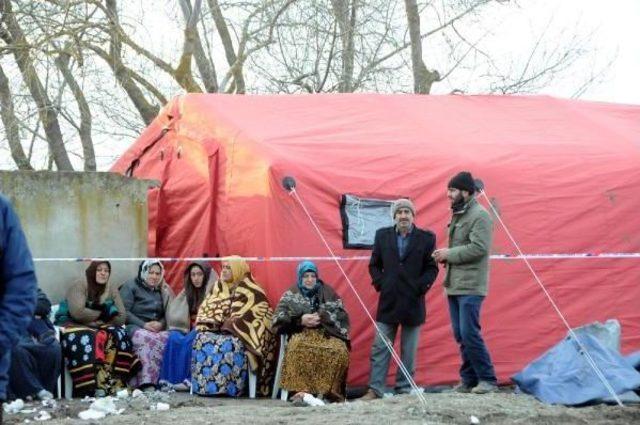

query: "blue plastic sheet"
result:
(512, 334), (640, 405)
(626, 351), (640, 371)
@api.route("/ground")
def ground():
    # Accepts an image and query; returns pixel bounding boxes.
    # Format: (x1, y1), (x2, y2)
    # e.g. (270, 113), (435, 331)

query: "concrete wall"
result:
(0, 171), (155, 302)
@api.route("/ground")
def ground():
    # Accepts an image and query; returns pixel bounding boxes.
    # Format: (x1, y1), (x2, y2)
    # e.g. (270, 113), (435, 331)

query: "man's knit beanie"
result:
(448, 171), (476, 193)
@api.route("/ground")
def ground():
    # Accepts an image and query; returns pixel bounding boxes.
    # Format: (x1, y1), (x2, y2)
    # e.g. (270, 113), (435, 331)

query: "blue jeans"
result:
(368, 322), (420, 396)
(448, 295), (497, 385)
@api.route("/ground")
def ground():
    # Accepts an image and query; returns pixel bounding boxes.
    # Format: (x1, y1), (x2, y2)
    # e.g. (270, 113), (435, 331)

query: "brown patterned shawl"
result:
(195, 273), (276, 395)
(272, 282), (350, 347)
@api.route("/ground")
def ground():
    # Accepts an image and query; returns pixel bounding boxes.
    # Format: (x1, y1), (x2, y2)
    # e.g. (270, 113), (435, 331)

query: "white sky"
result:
(521, 0), (640, 104)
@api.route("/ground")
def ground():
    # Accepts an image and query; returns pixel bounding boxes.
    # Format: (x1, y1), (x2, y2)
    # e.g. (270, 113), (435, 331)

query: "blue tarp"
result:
(626, 351), (640, 371)
(512, 334), (640, 405)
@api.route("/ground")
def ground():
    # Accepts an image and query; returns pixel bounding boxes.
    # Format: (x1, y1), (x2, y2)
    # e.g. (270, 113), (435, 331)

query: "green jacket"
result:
(444, 197), (493, 296)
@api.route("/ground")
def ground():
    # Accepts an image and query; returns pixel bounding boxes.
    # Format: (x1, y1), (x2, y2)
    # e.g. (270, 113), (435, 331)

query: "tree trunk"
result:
(404, 0), (439, 94)
(175, 0), (204, 93)
(178, 0), (218, 92)
(103, 0), (159, 125)
(330, 0), (356, 92)
(207, 0), (245, 93)
(0, 63), (33, 170)
(55, 52), (96, 171)
(1, 0), (73, 170)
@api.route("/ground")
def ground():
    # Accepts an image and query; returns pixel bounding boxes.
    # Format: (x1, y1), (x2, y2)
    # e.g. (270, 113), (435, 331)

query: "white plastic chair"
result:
(248, 369), (257, 398)
(54, 326), (74, 399)
(271, 334), (288, 401)
(50, 304), (73, 399)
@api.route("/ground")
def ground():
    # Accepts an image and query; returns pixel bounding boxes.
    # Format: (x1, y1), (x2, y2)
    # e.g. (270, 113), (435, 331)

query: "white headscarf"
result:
(140, 259), (165, 286)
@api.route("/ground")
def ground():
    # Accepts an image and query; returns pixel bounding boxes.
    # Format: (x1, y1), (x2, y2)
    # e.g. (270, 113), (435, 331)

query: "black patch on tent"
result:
(340, 194), (395, 249)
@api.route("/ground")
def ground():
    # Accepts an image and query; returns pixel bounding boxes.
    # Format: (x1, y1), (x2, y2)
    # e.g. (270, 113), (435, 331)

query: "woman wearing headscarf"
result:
(55, 261), (140, 397)
(159, 262), (216, 390)
(192, 256), (276, 397)
(119, 259), (174, 389)
(272, 260), (350, 402)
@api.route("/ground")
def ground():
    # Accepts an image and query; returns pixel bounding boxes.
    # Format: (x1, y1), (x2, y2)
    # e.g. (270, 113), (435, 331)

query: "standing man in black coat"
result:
(358, 198), (439, 400)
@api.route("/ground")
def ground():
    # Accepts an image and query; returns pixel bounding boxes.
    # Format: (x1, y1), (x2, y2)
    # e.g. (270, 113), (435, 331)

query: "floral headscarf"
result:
(140, 259), (165, 287)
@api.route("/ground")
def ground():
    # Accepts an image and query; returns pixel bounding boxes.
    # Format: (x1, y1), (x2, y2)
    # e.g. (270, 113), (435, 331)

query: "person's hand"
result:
(144, 321), (163, 332)
(432, 248), (449, 263)
(301, 313), (321, 328)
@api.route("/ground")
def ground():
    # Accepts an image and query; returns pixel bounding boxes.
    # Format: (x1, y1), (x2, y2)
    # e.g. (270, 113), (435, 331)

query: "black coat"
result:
(369, 226), (438, 326)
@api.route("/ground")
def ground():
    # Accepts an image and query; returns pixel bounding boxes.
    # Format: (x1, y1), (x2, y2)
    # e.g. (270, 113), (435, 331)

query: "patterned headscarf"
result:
(140, 259), (165, 287)
(224, 255), (251, 284)
(296, 260), (321, 300)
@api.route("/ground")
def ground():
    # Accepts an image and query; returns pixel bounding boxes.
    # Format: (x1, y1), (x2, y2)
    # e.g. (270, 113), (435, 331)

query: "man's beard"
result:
(450, 193), (466, 211)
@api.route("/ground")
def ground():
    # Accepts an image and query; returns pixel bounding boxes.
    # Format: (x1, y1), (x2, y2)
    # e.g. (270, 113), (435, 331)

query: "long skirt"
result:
(280, 328), (349, 401)
(191, 332), (248, 397)
(60, 325), (140, 397)
(130, 329), (169, 387)
(8, 337), (61, 399)
(159, 330), (197, 385)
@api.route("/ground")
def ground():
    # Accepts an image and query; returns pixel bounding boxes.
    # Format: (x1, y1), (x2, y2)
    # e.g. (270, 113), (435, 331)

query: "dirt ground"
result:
(4, 390), (640, 425)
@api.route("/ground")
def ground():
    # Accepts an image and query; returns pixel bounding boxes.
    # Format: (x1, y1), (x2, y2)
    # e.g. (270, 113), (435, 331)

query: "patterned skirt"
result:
(130, 329), (169, 387)
(60, 325), (140, 397)
(191, 332), (248, 396)
(280, 328), (349, 401)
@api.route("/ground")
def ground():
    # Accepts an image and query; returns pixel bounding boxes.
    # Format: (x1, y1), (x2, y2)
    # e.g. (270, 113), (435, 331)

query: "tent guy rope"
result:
(282, 176), (430, 412)
(477, 188), (624, 407)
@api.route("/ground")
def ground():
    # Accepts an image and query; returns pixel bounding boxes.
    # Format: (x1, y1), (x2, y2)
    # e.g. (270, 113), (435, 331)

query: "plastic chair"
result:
(50, 304), (73, 399)
(54, 326), (73, 399)
(271, 334), (288, 401)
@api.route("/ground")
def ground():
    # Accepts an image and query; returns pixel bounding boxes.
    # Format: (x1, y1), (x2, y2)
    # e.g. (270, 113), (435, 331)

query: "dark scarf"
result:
(184, 262), (212, 314)
(85, 261), (111, 303)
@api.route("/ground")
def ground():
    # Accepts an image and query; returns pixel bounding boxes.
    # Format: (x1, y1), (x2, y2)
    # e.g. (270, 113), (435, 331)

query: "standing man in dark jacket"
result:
(0, 194), (37, 418)
(359, 198), (439, 400)
(433, 171), (498, 394)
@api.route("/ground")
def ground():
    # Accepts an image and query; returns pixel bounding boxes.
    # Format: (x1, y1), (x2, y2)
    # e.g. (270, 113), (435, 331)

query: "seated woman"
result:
(56, 261), (140, 397)
(8, 288), (61, 400)
(159, 262), (216, 391)
(272, 260), (350, 402)
(119, 259), (174, 390)
(192, 256), (276, 397)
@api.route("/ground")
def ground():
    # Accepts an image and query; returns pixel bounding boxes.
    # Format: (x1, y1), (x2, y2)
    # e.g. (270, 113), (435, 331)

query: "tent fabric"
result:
(512, 330), (640, 405)
(111, 93), (640, 387)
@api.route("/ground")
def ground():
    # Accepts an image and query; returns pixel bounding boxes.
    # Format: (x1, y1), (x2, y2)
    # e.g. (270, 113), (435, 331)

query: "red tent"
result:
(111, 93), (640, 387)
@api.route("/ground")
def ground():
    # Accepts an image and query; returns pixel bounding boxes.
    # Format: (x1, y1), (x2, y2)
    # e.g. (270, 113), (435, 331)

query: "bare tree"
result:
(179, 0), (217, 92)
(55, 50), (96, 171)
(1, 0), (73, 170)
(0, 0), (608, 171)
(404, 0), (438, 93)
(0, 63), (33, 169)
